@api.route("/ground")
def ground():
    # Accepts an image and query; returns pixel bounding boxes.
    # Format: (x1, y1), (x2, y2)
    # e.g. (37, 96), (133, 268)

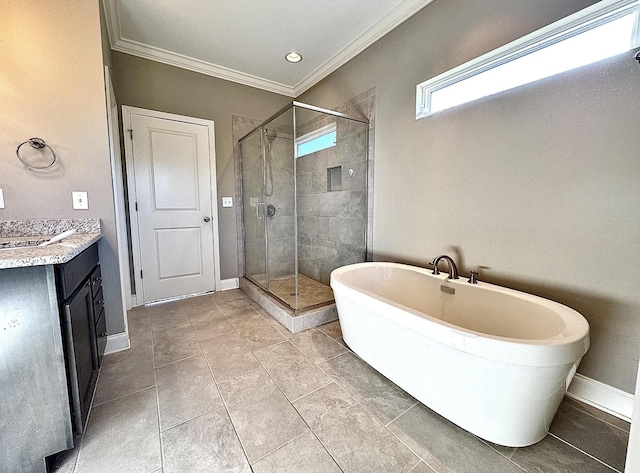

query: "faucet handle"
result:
(468, 271), (479, 284)
(428, 258), (440, 275)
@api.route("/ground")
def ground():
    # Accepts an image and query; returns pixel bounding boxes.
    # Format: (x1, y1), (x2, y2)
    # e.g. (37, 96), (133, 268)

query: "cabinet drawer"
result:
(92, 286), (105, 324)
(90, 265), (102, 298)
(56, 244), (99, 300)
(95, 309), (107, 367)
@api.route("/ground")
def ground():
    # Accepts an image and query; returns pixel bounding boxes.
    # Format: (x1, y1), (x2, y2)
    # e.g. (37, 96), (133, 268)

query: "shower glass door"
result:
(261, 109), (296, 303)
(241, 108), (296, 298)
(240, 128), (267, 289)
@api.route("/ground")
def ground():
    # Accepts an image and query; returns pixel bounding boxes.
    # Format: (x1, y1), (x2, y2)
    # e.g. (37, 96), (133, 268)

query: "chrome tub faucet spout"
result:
(431, 255), (459, 279)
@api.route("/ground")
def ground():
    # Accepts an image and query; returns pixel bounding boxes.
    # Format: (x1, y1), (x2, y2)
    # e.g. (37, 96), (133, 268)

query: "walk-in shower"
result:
(238, 101), (369, 316)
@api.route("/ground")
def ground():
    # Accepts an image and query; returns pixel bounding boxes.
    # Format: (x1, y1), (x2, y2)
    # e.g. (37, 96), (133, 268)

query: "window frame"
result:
(295, 122), (337, 158)
(416, 0), (640, 119)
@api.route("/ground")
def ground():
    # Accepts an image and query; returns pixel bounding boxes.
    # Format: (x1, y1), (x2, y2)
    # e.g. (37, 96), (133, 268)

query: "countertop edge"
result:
(0, 234), (102, 269)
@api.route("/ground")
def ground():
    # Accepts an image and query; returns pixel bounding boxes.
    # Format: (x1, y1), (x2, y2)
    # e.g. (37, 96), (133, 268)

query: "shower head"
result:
(264, 129), (277, 142)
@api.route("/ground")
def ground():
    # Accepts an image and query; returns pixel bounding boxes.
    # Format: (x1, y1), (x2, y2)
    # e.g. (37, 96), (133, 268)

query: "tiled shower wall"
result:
(296, 124), (364, 283)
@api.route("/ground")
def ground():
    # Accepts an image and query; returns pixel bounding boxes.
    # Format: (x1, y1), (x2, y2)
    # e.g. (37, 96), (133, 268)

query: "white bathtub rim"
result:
(331, 262), (590, 367)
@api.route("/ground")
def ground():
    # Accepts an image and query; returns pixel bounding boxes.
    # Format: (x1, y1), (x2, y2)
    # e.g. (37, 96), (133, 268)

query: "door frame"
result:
(121, 106), (221, 307)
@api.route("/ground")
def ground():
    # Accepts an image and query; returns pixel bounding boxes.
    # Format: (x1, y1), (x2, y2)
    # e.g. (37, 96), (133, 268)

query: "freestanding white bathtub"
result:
(330, 262), (590, 447)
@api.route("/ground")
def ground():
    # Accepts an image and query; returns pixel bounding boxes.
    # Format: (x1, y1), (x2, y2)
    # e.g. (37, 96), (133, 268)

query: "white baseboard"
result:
(220, 278), (239, 291)
(567, 373), (634, 422)
(104, 331), (130, 355)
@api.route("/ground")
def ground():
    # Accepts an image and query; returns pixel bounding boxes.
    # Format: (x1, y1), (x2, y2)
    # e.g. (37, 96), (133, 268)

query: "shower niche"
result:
(238, 101), (369, 328)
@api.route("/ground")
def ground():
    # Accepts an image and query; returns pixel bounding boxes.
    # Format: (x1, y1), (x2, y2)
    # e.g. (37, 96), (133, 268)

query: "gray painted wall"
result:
(1, 0), (125, 335)
(299, 0), (640, 393)
(110, 52), (292, 281)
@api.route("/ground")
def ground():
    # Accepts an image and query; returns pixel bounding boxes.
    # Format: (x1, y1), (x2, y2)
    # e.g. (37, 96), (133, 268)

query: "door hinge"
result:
(140, 270), (143, 279)
(135, 202), (138, 211)
(128, 129), (133, 140)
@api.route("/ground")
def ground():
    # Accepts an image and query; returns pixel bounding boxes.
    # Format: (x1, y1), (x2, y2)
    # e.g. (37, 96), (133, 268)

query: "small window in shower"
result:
(296, 123), (337, 158)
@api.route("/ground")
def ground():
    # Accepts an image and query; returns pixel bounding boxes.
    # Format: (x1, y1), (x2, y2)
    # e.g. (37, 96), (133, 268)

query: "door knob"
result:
(204, 217), (211, 222)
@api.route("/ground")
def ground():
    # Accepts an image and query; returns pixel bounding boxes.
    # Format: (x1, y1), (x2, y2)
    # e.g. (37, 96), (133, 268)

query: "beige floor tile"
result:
(200, 332), (260, 381)
(210, 289), (247, 303)
(191, 316), (236, 342)
(318, 319), (342, 339)
(150, 308), (190, 334)
(180, 293), (219, 312)
(152, 324), (202, 368)
(253, 341), (332, 401)
(511, 435), (617, 473)
(294, 383), (418, 473)
(161, 408), (250, 473)
(218, 368), (309, 463)
(215, 297), (258, 317)
(93, 344), (155, 406)
(75, 388), (161, 473)
(318, 351), (416, 425)
(290, 328), (347, 362)
(387, 403), (523, 473)
(156, 355), (223, 431)
(230, 314), (286, 350)
(251, 431), (341, 473)
(409, 462), (437, 473)
(549, 400), (629, 472)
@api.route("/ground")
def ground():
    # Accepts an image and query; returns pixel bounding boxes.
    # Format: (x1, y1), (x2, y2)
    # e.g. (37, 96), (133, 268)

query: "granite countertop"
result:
(0, 219), (102, 269)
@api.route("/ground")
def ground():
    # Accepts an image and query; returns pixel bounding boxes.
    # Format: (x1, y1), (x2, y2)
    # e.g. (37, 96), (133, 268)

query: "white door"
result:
(128, 111), (217, 303)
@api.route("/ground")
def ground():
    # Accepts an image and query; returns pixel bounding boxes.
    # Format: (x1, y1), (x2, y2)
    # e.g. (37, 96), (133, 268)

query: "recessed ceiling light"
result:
(285, 52), (303, 63)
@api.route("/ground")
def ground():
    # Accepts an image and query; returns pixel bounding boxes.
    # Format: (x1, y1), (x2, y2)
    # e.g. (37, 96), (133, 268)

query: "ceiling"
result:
(102, 0), (433, 97)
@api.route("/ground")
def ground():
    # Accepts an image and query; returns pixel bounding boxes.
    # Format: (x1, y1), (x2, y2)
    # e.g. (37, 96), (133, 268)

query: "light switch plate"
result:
(72, 191), (89, 210)
(0, 189), (4, 209)
(222, 197), (233, 208)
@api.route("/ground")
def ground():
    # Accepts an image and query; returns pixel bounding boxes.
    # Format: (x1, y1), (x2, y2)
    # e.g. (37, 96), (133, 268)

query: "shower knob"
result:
(203, 217), (211, 222)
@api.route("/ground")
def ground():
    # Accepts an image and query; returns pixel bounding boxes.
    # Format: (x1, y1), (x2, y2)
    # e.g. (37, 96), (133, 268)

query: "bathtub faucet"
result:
(431, 255), (459, 279)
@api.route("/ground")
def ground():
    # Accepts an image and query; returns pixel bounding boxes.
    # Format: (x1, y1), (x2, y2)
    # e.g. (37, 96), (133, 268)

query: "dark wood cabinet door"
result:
(62, 280), (98, 433)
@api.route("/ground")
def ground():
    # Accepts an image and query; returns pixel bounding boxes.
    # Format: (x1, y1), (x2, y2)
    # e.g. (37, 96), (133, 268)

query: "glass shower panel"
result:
(261, 109), (298, 307)
(240, 129), (267, 289)
(238, 101), (369, 314)
(295, 109), (369, 309)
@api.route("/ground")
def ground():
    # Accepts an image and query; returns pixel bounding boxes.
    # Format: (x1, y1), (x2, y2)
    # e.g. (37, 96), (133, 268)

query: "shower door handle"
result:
(256, 202), (265, 220)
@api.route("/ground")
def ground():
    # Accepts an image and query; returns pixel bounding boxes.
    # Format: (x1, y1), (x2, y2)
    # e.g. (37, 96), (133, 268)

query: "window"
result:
(416, 0), (640, 118)
(296, 123), (337, 158)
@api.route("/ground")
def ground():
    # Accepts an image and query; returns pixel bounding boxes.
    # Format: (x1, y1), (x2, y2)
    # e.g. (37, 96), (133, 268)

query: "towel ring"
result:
(16, 138), (57, 169)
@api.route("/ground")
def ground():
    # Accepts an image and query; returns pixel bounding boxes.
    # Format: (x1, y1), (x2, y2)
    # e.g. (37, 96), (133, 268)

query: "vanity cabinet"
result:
(55, 242), (105, 434)
(0, 223), (102, 472)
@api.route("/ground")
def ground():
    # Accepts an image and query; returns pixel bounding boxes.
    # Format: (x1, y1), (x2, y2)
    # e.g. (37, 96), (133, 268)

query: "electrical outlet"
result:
(72, 191), (89, 210)
(222, 197), (233, 208)
(0, 189), (4, 209)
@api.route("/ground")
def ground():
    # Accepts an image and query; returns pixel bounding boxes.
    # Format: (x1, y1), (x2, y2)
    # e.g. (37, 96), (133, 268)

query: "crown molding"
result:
(110, 37), (298, 97)
(293, 0), (434, 95)
(102, 0), (433, 98)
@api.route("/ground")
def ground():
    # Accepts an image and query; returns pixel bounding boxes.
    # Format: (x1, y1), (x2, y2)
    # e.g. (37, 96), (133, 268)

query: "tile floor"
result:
(49, 290), (630, 473)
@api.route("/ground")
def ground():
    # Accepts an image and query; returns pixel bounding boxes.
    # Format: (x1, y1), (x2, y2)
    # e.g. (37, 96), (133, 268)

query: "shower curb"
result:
(240, 277), (337, 333)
